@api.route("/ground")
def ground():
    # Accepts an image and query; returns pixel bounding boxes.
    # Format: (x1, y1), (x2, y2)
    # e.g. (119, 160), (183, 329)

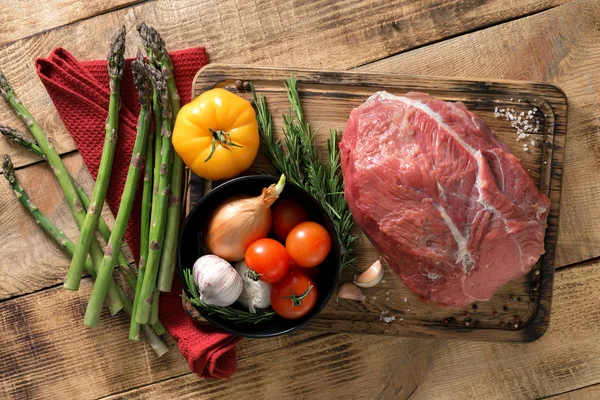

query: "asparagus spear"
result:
(150, 289), (160, 325)
(131, 89), (163, 340)
(84, 53), (152, 328)
(130, 113), (155, 340)
(136, 66), (173, 324)
(2, 154), (167, 345)
(72, 180), (136, 289)
(138, 23), (183, 293)
(151, 92), (162, 207)
(0, 125), (138, 289)
(1, 155), (127, 314)
(0, 126), (167, 333)
(67, 26), (127, 290)
(0, 71), (123, 315)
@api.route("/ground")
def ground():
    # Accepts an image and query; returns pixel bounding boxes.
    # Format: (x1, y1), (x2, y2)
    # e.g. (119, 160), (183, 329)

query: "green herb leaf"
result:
(251, 76), (358, 270)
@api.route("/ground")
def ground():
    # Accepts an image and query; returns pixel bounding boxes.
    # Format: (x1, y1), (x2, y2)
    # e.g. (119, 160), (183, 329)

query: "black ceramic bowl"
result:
(177, 175), (341, 338)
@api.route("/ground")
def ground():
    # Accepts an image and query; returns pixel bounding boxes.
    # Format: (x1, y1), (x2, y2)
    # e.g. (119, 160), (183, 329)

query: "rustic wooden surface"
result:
(1, 0), (599, 399)
(188, 65), (567, 342)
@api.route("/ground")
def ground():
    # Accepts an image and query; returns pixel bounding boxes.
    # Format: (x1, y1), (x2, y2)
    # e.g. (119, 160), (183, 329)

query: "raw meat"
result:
(340, 92), (550, 308)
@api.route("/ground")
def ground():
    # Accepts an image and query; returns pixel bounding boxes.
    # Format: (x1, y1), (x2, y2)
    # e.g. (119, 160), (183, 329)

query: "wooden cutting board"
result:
(184, 64), (567, 342)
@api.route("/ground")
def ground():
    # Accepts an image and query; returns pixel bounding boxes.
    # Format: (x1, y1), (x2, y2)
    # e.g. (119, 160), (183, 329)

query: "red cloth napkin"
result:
(35, 47), (242, 379)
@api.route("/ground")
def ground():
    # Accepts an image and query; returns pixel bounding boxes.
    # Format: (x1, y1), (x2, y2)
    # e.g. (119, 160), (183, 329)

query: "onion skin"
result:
(205, 177), (285, 261)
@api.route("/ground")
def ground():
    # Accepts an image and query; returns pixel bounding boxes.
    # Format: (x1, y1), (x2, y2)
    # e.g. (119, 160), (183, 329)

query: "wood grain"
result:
(0, 0), (597, 399)
(356, 0), (600, 268)
(187, 65), (567, 342)
(0, 152), (121, 300)
(549, 384), (600, 400)
(0, 0), (144, 46)
(98, 260), (600, 400)
(0, 276), (333, 400)
(0, 0), (566, 170)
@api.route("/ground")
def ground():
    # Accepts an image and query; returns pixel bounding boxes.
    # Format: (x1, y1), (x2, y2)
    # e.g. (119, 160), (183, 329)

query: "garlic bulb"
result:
(235, 260), (271, 313)
(193, 255), (243, 306)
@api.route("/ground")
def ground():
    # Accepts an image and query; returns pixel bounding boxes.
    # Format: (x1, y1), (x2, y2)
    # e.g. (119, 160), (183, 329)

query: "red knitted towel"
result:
(35, 47), (241, 379)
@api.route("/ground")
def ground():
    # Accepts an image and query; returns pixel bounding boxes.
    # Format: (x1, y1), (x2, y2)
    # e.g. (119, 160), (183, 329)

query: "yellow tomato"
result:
(172, 88), (259, 180)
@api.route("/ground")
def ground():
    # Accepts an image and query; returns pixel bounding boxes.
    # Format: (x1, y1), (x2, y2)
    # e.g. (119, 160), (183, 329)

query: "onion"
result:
(205, 175), (286, 261)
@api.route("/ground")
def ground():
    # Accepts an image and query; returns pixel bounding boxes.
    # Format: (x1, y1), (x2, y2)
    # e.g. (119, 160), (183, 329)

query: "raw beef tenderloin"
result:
(340, 92), (550, 308)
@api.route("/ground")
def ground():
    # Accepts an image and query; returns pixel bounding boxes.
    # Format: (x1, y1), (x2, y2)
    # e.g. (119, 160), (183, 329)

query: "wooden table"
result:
(1, 1), (599, 399)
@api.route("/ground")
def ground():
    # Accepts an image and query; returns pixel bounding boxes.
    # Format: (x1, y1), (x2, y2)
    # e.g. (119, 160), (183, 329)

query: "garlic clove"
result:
(354, 259), (384, 288)
(337, 283), (366, 302)
(235, 260), (272, 313)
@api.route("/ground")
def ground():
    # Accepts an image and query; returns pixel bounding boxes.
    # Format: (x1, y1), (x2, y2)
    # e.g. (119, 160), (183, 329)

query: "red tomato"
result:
(289, 259), (319, 279)
(272, 198), (309, 241)
(271, 272), (318, 319)
(285, 221), (331, 268)
(245, 238), (290, 283)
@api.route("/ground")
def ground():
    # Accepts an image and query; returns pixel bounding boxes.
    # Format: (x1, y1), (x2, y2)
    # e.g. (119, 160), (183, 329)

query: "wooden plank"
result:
(99, 260), (600, 400)
(0, 0), (144, 46)
(0, 276), (332, 400)
(0, 0), (566, 170)
(186, 65), (565, 342)
(0, 0), (595, 398)
(549, 384), (600, 400)
(0, 152), (122, 300)
(355, 0), (600, 268)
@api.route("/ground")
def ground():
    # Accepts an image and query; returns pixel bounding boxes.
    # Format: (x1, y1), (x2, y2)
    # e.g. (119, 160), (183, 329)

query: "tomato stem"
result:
(282, 284), (313, 308)
(205, 128), (243, 162)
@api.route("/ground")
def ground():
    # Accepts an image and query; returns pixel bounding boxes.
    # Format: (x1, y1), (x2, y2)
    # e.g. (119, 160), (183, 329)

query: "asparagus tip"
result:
(1, 125), (29, 144)
(2, 154), (14, 180)
(0, 69), (12, 97)
(147, 67), (171, 120)
(107, 25), (127, 80)
(2, 153), (11, 168)
(136, 22), (168, 67)
(131, 51), (152, 105)
(136, 22), (147, 34)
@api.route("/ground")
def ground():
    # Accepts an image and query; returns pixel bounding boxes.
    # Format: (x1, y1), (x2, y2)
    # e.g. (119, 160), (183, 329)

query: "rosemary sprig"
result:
(251, 76), (358, 270)
(182, 269), (276, 324)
